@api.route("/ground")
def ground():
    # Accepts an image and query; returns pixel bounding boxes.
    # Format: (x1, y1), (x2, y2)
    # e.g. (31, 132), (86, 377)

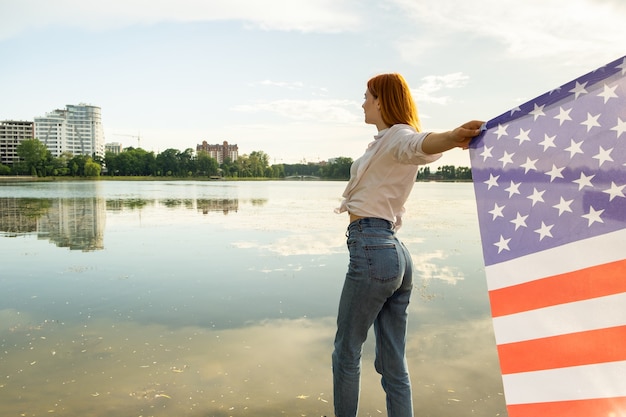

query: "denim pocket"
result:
(364, 243), (400, 282)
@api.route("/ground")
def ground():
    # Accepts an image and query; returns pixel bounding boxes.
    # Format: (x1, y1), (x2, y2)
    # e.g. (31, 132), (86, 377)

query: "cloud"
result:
(232, 98), (362, 124)
(392, 0), (626, 64)
(0, 0), (364, 41)
(233, 231), (345, 257)
(256, 80), (306, 90)
(411, 250), (465, 285)
(412, 73), (470, 105)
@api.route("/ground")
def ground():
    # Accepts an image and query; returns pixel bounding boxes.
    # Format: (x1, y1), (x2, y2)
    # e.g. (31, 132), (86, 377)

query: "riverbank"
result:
(0, 176), (39, 182)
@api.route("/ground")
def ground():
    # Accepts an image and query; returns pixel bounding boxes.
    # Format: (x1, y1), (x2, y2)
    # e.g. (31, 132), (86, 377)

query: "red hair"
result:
(367, 73), (421, 132)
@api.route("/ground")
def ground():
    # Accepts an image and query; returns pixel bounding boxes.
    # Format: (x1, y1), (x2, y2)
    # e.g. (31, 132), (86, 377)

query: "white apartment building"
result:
(105, 142), (123, 155)
(34, 104), (105, 159)
(0, 120), (34, 165)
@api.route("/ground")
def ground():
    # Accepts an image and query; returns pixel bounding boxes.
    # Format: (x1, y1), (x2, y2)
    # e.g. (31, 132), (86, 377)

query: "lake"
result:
(0, 180), (507, 417)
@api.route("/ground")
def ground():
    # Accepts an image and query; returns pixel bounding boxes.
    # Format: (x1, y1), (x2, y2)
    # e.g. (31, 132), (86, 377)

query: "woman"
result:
(332, 73), (483, 417)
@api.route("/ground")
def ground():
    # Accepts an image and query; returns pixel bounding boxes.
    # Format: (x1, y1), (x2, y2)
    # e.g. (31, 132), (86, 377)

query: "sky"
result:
(1, 0), (625, 168)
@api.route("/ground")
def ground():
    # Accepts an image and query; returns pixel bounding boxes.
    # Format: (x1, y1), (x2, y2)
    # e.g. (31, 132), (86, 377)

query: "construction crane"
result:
(114, 133), (141, 148)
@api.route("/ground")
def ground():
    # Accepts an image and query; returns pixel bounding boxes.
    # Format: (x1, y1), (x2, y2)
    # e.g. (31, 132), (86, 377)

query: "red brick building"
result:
(196, 140), (238, 164)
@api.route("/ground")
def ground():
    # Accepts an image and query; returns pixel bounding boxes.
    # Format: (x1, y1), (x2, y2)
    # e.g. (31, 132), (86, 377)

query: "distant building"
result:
(105, 142), (123, 155)
(34, 104), (105, 159)
(0, 120), (34, 165)
(196, 140), (238, 164)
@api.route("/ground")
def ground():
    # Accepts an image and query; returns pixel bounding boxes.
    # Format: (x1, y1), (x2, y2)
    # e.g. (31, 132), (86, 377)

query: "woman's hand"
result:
(422, 120), (485, 154)
(452, 120), (484, 149)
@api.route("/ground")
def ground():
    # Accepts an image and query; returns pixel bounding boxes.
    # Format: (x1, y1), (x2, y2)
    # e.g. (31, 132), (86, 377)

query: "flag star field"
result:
(471, 56), (626, 266)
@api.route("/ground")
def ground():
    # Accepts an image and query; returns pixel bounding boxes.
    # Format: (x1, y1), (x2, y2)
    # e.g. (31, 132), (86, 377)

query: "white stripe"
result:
(485, 228), (626, 291)
(502, 360), (626, 405)
(492, 292), (626, 345)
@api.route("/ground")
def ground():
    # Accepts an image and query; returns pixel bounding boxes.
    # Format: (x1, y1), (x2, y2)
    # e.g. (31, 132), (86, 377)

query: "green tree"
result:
(248, 151), (270, 177)
(118, 151), (136, 175)
(196, 151), (219, 177)
(178, 148), (195, 176)
(16, 138), (50, 176)
(271, 163), (285, 178)
(68, 154), (90, 176)
(436, 165), (456, 180)
(235, 154), (252, 177)
(139, 149), (157, 176)
(106, 148), (156, 176)
(47, 155), (70, 176)
(104, 151), (120, 176)
(221, 158), (237, 177)
(156, 148), (180, 176)
(456, 166), (472, 180)
(320, 157), (352, 180)
(84, 158), (101, 177)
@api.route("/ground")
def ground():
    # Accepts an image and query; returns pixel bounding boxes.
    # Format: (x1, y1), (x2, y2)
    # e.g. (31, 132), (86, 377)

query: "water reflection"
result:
(1, 196), (249, 251)
(0, 197), (104, 251)
(0, 181), (507, 416)
(0, 197), (48, 235)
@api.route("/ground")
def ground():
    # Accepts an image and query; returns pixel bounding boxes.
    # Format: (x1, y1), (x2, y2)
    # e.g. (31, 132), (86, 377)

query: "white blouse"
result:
(335, 124), (442, 228)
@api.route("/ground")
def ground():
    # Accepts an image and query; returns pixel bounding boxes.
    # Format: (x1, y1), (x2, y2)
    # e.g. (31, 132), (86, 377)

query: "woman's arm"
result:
(421, 120), (484, 155)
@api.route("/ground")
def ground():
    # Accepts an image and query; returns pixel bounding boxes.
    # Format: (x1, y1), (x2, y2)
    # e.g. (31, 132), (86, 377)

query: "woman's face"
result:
(362, 89), (384, 129)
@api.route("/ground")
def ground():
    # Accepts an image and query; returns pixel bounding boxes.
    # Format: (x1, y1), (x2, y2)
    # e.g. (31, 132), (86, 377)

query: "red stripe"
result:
(507, 396), (626, 417)
(489, 258), (626, 317)
(498, 326), (626, 374)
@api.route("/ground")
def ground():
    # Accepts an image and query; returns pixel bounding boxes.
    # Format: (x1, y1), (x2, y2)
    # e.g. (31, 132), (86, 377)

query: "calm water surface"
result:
(0, 180), (506, 417)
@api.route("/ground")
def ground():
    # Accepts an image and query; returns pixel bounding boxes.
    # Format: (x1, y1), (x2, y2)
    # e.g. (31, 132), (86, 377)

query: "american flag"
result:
(469, 55), (626, 417)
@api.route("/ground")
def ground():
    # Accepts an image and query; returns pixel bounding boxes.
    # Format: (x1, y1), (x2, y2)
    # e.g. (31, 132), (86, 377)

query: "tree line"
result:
(1, 138), (472, 181)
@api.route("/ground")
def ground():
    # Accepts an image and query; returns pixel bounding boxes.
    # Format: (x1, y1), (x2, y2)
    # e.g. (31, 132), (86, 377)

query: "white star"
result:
(572, 172), (595, 190)
(554, 107), (572, 125)
(510, 212), (528, 230)
(545, 164), (565, 182)
(593, 146), (614, 167)
(488, 203), (505, 220)
(498, 151), (515, 168)
(538, 134), (557, 151)
(581, 113), (602, 132)
(553, 197), (574, 215)
(484, 173), (500, 190)
(534, 222), (554, 241)
(494, 124), (509, 139)
(611, 117), (626, 138)
(520, 157), (538, 173)
(504, 181), (521, 198)
(570, 81), (588, 99)
(509, 107), (521, 116)
(527, 188), (545, 206)
(598, 83), (618, 103)
(581, 206), (604, 226)
(515, 128), (532, 145)
(480, 145), (493, 161)
(494, 235), (511, 254)
(529, 103), (546, 121)
(603, 182), (625, 201)
(564, 139), (584, 159)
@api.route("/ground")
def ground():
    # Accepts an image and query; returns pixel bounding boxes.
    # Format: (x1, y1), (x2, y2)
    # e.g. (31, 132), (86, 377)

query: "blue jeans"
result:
(333, 217), (414, 417)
